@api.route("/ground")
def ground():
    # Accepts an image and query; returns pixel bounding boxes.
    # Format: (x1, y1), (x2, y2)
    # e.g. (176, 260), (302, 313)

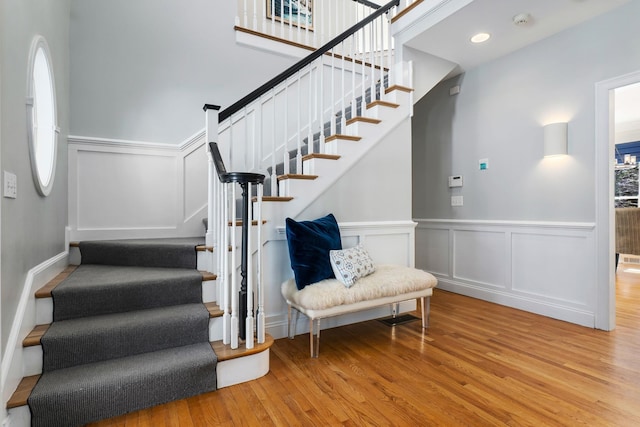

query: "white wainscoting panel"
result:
(266, 220), (418, 339)
(415, 219), (597, 328)
(511, 232), (593, 306)
(453, 229), (506, 288)
(68, 134), (208, 240)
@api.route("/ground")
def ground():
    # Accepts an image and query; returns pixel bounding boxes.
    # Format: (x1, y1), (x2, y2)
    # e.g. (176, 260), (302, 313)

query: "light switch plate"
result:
(3, 171), (17, 199)
(451, 195), (463, 206)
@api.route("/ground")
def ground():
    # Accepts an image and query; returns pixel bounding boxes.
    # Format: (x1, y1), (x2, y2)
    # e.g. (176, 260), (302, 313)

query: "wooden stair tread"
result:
(211, 334), (274, 362)
(391, 0), (423, 23)
(302, 153), (341, 161)
(385, 84), (413, 94)
(35, 265), (78, 298)
(366, 100), (399, 109)
(253, 196), (294, 202)
(277, 174), (318, 181)
(35, 267), (215, 298)
(346, 116), (381, 126)
(205, 301), (223, 318)
(7, 334), (275, 409)
(23, 324), (49, 347)
(325, 134), (362, 142)
(227, 219), (267, 226)
(6, 375), (40, 409)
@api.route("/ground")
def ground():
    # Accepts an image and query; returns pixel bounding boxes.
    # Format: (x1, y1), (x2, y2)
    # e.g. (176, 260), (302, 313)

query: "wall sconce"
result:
(543, 122), (568, 157)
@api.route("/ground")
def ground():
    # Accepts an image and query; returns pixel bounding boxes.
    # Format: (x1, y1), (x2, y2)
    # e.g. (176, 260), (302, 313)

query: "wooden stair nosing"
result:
(390, 0), (424, 24)
(384, 85), (414, 94)
(227, 219), (267, 227)
(253, 196), (294, 202)
(325, 134), (362, 143)
(7, 334), (275, 409)
(277, 174), (318, 182)
(346, 116), (382, 126)
(366, 100), (400, 110)
(302, 153), (341, 162)
(211, 333), (274, 361)
(34, 265), (78, 298)
(6, 375), (40, 409)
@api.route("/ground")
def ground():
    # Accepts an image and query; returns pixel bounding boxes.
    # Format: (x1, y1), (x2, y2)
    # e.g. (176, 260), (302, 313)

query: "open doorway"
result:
(613, 82), (640, 310)
(595, 70), (640, 331)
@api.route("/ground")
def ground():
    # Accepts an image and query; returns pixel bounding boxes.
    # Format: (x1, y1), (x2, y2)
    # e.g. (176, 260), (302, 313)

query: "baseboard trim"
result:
(1, 251), (69, 413)
(436, 278), (595, 328)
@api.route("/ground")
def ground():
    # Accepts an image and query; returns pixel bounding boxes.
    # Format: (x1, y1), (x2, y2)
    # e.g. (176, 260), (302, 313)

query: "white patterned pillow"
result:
(329, 244), (376, 287)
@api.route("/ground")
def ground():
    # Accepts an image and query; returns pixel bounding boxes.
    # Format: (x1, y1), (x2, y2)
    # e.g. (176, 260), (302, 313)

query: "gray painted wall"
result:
(70, 0), (298, 144)
(412, 0), (640, 223)
(0, 0), (70, 353)
(299, 119), (413, 223)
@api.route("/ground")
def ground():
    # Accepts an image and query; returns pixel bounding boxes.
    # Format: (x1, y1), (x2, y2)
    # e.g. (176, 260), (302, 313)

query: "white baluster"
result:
(284, 80), (289, 175)
(222, 183), (230, 345)
(308, 65), (314, 156)
(256, 184), (265, 343)
(243, 0), (248, 28)
(271, 89), (277, 196)
(340, 40), (346, 133)
(230, 184), (239, 349)
(246, 182), (254, 349)
(253, 0), (258, 31)
(297, 72), (302, 173)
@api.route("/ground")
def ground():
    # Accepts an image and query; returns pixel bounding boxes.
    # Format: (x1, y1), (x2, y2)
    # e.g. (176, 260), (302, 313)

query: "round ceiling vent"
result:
(513, 13), (531, 26)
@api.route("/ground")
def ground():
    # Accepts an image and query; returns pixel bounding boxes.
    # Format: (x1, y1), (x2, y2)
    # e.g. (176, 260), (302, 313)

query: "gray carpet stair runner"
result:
(28, 237), (217, 427)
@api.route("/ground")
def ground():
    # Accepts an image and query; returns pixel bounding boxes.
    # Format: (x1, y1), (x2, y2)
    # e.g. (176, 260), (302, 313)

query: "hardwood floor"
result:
(90, 269), (640, 426)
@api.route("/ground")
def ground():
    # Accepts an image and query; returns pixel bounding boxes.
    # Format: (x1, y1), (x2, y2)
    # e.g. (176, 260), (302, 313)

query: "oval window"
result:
(27, 36), (58, 196)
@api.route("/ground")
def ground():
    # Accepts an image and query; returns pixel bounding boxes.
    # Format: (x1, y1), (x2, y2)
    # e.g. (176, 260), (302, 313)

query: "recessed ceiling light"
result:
(470, 32), (490, 43)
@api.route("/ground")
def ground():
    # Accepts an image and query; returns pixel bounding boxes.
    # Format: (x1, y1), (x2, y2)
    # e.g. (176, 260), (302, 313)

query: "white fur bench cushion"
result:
(281, 264), (437, 311)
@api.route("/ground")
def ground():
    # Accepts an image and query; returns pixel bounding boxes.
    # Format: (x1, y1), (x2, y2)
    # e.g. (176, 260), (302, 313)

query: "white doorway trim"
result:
(595, 69), (640, 331)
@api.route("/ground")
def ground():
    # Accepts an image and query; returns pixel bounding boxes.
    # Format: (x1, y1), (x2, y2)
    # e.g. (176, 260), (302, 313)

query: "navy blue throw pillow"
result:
(285, 213), (342, 290)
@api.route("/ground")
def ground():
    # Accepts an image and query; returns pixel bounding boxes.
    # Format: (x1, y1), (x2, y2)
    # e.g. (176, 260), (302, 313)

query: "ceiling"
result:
(402, 0), (638, 126)
(404, 0), (631, 74)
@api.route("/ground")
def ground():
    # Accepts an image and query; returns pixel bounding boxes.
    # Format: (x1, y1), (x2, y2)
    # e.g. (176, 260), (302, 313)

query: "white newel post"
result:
(204, 105), (220, 275)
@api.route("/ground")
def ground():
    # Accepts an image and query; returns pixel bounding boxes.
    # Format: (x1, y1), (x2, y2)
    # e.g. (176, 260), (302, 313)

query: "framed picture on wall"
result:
(266, 0), (314, 30)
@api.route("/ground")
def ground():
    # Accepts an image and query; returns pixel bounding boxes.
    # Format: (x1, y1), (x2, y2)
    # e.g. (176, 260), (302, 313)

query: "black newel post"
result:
(208, 142), (264, 342)
(238, 182), (250, 340)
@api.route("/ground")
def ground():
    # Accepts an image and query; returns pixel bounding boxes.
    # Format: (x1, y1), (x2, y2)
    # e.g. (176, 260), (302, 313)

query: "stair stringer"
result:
(260, 90), (413, 237)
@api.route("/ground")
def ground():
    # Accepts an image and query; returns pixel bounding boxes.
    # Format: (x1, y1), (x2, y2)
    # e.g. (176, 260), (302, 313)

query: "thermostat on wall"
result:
(448, 175), (463, 187)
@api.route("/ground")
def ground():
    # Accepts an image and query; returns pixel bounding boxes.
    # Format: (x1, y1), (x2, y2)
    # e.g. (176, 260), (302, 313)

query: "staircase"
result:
(6, 239), (272, 426)
(5, 1), (439, 424)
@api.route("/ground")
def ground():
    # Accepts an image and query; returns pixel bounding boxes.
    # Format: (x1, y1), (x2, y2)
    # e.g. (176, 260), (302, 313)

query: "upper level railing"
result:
(236, 1), (422, 49)
(236, 0), (382, 49)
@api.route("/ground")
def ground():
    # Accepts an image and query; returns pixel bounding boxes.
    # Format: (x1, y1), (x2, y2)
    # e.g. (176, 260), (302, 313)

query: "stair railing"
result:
(222, 0), (401, 194)
(205, 0), (401, 349)
(236, 0), (382, 49)
(206, 135), (266, 349)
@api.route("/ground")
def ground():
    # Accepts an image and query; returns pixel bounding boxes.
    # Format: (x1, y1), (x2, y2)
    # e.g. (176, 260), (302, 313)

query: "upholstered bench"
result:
(281, 264), (438, 357)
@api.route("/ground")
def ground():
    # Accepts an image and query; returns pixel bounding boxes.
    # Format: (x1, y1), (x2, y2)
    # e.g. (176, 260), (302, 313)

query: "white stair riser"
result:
(216, 349), (270, 388)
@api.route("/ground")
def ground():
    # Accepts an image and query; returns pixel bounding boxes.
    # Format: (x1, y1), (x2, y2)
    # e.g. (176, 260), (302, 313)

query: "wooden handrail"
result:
(212, 0), (400, 123)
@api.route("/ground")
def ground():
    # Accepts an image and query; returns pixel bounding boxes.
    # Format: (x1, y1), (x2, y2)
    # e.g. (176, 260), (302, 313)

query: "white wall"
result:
(67, 136), (208, 241)
(412, 0), (640, 327)
(69, 0), (299, 145)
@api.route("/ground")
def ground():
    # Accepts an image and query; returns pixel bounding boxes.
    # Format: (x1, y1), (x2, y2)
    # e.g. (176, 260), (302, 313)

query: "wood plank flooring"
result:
(89, 268), (640, 426)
